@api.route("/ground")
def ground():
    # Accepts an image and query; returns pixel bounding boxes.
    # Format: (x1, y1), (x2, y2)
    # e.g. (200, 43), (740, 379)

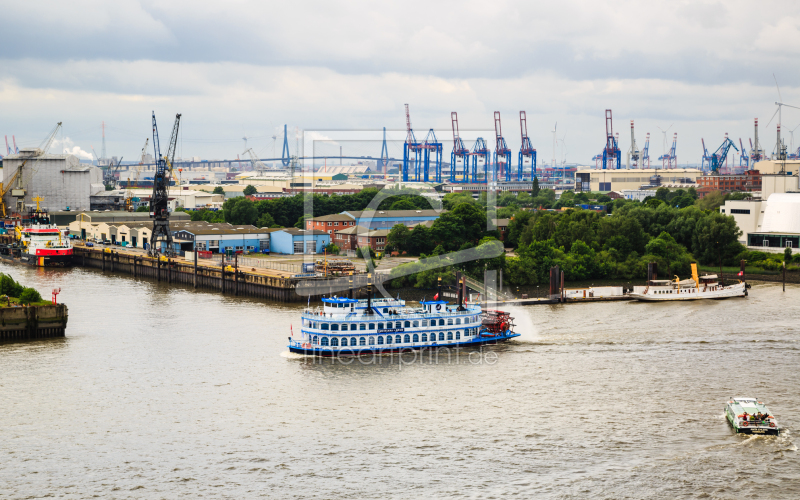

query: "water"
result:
(1, 263), (799, 498)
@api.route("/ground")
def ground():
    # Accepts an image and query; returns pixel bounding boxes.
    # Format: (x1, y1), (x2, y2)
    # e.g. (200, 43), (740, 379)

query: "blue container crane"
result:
(470, 138), (491, 183)
(518, 111), (537, 181)
(493, 112), (512, 181)
(402, 104), (423, 182)
(739, 138), (750, 167)
(701, 138), (713, 171)
(710, 137), (738, 174)
(641, 132), (651, 168)
(421, 128), (443, 183)
(601, 110), (621, 169)
(659, 133), (678, 169)
(450, 112), (470, 183)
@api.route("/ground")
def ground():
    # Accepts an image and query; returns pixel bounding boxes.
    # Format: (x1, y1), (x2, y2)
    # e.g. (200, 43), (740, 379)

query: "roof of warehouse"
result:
(277, 228), (329, 236)
(175, 225), (277, 235)
(308, 213), (355, 222)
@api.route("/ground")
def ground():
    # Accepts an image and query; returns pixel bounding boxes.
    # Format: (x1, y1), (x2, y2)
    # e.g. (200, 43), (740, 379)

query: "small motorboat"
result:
(724, 397), (780, 435)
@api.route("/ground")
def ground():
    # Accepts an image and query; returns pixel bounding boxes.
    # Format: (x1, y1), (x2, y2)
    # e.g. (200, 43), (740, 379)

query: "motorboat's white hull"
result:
(630, 282), (747, 301)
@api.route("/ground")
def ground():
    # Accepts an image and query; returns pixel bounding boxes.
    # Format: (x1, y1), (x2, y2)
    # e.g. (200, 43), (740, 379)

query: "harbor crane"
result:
(402, 104), (423, 182)
(709, 136), (738, 174)
(751, 119), (765, 165)
(421, 128), (443, 183)
(2, 122), (62, 216)
(102, 156), (123, 191)
(659, 133), (677, 169)
(701, 139), (713, 171)
(469, 137), (491, 183)
(641, 133), (651, 168)
(493, 112), (512, 181)
(244, 147), (269, 175)
(149, 111), (181, 257)
(519, 111), (537, 180)
(602, 110), (621, 170)
(450, 112), (470, 183)
(739, 138), (749, 167)
(125, 138), (148, 211)
(626, 120), (640, 169)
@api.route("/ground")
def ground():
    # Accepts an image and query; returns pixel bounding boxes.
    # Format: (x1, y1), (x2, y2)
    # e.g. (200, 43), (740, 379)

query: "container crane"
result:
(12, 135), (18, 154)
(701, 139), (713, 171)
(659, 133), (677, 169)
(4, 136), (10, 155)
(626, 120), (640, 169)
(450, 112), (470, 183)
(102, 156), (123, 190)
(421, 128), (443, 183)
(751, 119), (765, 165)
(125, 138), (148, 211)
(602, 110), (621, 170)
(469, 138), (491, 183)
(641, 133), (651, 168)
(243, 147), (270, 175)
(402, 104), (422, 182)
(493, 112), (512, 181)
(709, 137), (738, 174)
(149, 111), (181, 257)
(519, 111), (537, 180)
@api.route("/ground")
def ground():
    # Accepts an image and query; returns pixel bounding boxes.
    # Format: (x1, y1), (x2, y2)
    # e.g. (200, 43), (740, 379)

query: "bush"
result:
(356, 246), (376, 259)
(19, 287), (42, 305)
(324, 243), (340, 255)
(0, 274), (23, 297)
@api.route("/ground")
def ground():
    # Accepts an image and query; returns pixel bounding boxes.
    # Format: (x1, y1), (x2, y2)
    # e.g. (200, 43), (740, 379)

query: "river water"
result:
(1, 263), (799, 499)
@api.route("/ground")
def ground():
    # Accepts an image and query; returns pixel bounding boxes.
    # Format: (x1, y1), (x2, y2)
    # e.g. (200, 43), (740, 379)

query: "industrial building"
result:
(720, 172), (800, 250)
(342, 209), (443, 230)
(173, 224), (276, 254)
(574, 168), (702, 193)
(2, 151), (104, 212)
(270, 228), (330, 255)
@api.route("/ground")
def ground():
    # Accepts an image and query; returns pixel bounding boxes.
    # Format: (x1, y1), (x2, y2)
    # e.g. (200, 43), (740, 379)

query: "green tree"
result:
(19, 287), (42, 305)
(531, 177), (540, 197)
(243, 185), (257, 196)
(222, 197), (258, 225)
(135, 205), (149, 212)
(387, 224), (410, 252)
(212, 186), (225, 195)
(324, 243), (340, 255)
(655, 187), (670, 201)
(692, 212), (743, 265)
(389, 199), (417, 211)
(597, 194), (612, 203)
(256, 212), (277, 228)
(0, 274), (23, 297)
(696, 190), (726, 210)
(785, 246), (792, 262)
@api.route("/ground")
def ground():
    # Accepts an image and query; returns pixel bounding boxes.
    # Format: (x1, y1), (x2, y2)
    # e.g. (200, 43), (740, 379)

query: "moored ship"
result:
(629, 263), (746, 301)
(288, 281), (519, 356)
(15, 208), (73, 267)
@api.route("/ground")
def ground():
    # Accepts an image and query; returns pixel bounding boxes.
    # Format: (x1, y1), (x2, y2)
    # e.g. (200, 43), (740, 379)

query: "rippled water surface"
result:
(1, 263), (799, 499)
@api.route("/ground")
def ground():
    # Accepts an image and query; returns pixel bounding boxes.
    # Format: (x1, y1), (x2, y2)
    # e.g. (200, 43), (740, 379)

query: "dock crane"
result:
(421, 128), (442, 183)
(469, 137), (491, 183)
(102, 156), (123, 190)
(739, 138), (750, 167)
(626, 120), (640, 169)
(2, 122), (62, 216)
(701, 139), (713, 171)
(450, 112), (470, 183)
(602, 110), (621, 170)
(519, 111), (537, 180)
(149, 112), (181, 257)
(243, 147), (269, 175)
(659, 133), (677, 169)
(493, 112), (512, 181)
(125, 138), (148, 211)
(641, 133), (651, 168)
(709, 136), (738, 174)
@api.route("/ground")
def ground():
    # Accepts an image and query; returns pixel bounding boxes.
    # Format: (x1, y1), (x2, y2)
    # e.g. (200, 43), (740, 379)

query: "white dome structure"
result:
(760, 193), (800, 233)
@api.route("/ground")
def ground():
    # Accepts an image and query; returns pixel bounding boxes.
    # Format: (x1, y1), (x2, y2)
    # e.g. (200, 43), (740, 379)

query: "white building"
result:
(2, 150), (104, 212)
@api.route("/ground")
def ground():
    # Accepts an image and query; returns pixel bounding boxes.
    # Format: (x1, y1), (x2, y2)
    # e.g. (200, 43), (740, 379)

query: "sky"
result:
(2, 0), (800, 167)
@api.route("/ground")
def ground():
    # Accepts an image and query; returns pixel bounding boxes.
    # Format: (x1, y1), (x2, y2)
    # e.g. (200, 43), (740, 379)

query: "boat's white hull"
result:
(630, 282), (746, 301)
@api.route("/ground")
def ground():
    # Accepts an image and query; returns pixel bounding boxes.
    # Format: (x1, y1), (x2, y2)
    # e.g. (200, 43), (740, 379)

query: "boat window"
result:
(422, 333), (428, 342)
(413, 321), (419, 327)
(447, 318), (453, 325)
(413, 334), (419, 342)
(447, 332), (453, 340)
(456, 318), (461, 325)
(422, 320), (428, 327)
(395, 321), (402, 329)
(377, 336), (384, 345)
(404, 321), (410, 328)
(321, 324), (329, 330)
(369, 336), (375, 345)
(439, 319), (445, 326)
(359, 337), (366, 346)
(331, 337), (339, 346)
(321, 337), (329, 346)
(395, 335), (402, 344)
(386, 335), (392, 344)
(351, 337), (358, 346)
(383, 308), (388, 313)
(378, 322), (384, 329)
(456, 331), (460, 340)
(439, 332), (445, 341)
(359, 323), (366, 330)
(369, 323), (375, 330)
(313, 336), (318, 344)
(341, 324), (348, 331)
(404, 334), (410, 343)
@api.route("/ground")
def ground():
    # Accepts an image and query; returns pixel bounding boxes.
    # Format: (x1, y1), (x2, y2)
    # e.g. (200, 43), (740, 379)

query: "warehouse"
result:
(173, 224), (277, 254)
(574, 168), (702, 192)
(269, 228), (330, 255)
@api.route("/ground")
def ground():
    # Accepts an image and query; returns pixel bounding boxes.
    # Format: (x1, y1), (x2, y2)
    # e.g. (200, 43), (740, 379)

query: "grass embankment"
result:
(0, 273), (47, 307)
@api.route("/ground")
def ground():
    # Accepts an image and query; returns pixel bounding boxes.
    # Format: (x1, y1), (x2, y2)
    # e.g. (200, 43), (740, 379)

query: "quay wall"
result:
(0, 303), (68, 342)
(73, 247), (329, 302)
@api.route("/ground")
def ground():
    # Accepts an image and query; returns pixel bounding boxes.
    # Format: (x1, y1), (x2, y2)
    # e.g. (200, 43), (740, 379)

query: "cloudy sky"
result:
(2, 0), (800, 167)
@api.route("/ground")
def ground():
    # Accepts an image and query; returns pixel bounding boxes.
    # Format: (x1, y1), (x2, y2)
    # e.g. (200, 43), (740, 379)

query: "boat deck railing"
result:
(301, 307), (482, 321)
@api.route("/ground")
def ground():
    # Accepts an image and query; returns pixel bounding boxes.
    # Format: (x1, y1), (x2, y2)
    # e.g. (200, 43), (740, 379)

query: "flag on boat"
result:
(290, 324), (293, 337)
(433, 293), (439, 300)
(738, 271), (744, 276)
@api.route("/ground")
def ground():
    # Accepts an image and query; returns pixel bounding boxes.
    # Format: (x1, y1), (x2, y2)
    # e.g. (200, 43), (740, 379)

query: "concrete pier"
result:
(0, 303), (69, 342)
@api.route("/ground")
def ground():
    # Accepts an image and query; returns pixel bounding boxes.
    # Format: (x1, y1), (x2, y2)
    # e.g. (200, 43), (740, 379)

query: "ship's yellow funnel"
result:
(691, 263), (700, 288)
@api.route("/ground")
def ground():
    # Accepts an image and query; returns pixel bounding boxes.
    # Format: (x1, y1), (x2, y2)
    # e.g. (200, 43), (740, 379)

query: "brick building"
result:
(696, 170), (761, 197)
(333, 226), (389, 254)
(305, 213), (356, 237)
